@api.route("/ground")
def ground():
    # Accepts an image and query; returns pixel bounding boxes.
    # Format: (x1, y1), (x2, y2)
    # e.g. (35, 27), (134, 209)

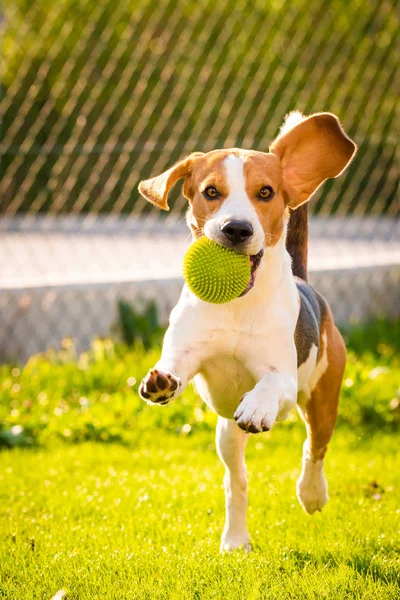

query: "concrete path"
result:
(1, 216), (399, 289)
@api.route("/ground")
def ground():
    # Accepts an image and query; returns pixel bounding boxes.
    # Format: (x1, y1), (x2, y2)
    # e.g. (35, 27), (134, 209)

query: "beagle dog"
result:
(138, 112), (356, 552)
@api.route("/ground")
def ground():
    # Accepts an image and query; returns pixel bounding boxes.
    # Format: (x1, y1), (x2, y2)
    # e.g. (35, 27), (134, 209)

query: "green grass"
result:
(1, 430), (399, 599)
(0, 320), (399, 599)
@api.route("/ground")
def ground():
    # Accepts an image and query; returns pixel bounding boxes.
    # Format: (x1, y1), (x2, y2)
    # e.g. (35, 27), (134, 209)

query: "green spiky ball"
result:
(183, 237), (251, 304)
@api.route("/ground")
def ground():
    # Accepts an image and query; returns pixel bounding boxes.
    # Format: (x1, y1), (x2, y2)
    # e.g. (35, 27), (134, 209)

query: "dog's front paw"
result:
(139, 369), (181, 405)
(233, 392), (279, 433)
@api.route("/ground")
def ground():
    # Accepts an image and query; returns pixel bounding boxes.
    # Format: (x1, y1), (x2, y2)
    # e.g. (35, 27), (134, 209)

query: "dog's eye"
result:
(203, 185), (219, 199)
(258, 186), (275, 201)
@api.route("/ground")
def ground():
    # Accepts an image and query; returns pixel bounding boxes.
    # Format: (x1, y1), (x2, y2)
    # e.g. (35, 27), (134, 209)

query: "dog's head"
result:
(139, 112), (356, 288)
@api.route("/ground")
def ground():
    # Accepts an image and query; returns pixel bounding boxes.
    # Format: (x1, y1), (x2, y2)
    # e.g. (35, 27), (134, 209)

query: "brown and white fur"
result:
(138, 112), (357, 552)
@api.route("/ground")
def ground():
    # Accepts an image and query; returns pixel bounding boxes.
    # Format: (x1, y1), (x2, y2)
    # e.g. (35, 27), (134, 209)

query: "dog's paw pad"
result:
(139, 369), (181, 405)
(234, 418), (270, 434)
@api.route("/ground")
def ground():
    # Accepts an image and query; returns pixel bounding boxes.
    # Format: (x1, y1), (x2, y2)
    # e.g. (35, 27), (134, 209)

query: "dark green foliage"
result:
(0, 320), (398, 449)
(338, 319), (400, 431)
(117, 298), (161, 349)
(343, 318), (400, 361)
(1, 0), (398, 215)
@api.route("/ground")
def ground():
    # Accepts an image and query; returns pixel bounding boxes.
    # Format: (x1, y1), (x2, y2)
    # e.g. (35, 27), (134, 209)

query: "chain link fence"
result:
(1, 0), (399, 362)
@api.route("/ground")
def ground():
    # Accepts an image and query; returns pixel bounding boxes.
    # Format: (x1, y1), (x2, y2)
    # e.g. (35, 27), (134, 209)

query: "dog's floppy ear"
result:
(138, 152), (204, 210)
(270, 112), (357, 208)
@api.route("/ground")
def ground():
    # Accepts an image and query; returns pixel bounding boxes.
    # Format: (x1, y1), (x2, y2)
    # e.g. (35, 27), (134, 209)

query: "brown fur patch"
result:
(270, 113), (357, 208)
(242, 153), (285, 247)
(184, 152), (233, 236)
(287, 205), (308, 280)
(297, 301), (346, 461)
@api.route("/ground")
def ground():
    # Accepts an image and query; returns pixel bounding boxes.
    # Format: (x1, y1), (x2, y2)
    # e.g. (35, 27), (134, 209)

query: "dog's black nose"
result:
(221, 220), (253, 245)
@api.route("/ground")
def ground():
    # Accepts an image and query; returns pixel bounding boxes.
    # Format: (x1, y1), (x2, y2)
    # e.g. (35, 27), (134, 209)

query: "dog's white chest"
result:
(191, 311), (296, 419)
(194, 356), (256, 419)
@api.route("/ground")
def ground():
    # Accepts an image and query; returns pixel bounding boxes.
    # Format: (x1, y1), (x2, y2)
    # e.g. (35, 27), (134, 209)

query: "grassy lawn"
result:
(0, 321), (399, 599)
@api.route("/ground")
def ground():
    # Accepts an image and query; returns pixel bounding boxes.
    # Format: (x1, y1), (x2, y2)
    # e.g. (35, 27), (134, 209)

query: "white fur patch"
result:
(297, 344), (318, 394)
(278, 111), (305, 137)
(234, 371), (297, 432)
(298, 333), (329, 400)
(296, 440), (328, 514)
(224, 155), (247, 192)
(308, 332), (329, 392)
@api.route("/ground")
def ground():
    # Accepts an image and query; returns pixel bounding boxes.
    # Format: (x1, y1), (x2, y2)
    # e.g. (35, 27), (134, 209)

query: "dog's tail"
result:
(286, 204), (308, 281)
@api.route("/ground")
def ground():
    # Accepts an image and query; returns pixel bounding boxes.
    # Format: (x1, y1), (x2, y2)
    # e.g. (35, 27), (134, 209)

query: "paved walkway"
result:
(1, 216), (399, 289)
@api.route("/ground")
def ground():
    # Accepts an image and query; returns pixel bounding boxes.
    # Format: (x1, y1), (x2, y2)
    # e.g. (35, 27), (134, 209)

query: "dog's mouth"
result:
(240, 249), (264, 297)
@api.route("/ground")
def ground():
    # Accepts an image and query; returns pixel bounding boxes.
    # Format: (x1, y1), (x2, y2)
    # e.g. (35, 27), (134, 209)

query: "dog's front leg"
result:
(216, 416), (251, 553)
(139, 321), (201, 406)
(234, 346), (298, 433)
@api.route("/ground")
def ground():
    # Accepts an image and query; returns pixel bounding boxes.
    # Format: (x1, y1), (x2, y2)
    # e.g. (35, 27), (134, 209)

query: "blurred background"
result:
(1, 0), (399, 362)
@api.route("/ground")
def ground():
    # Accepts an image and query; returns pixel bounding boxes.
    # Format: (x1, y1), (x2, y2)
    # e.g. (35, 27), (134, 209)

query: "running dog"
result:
(138, 111), (356, 552)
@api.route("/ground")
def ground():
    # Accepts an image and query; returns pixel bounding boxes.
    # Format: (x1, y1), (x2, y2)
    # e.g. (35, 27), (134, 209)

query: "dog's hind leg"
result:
(296, 317), (346, 514)
(216, 416), (251, 552)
